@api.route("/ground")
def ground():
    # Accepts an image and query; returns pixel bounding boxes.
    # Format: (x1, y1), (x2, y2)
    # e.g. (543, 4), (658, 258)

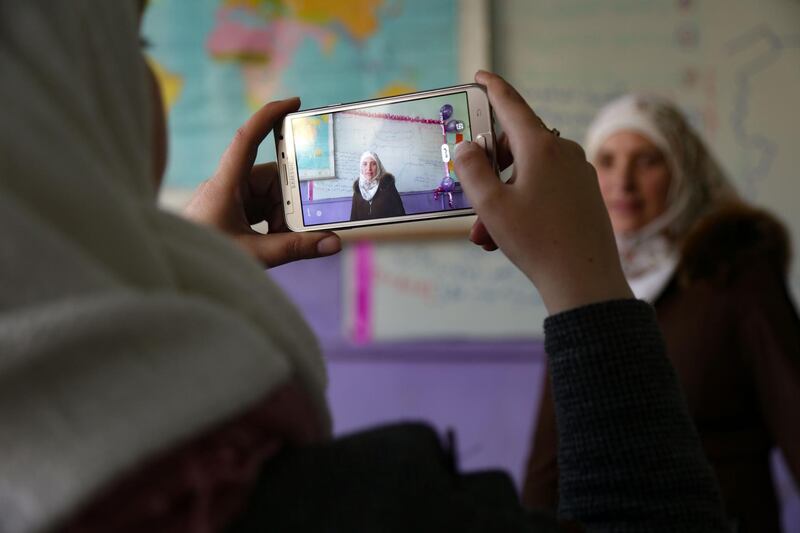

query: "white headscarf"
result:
(585, 94), (738, 302)
(358, 151), (385, 202)
(0, 3), (328, 532)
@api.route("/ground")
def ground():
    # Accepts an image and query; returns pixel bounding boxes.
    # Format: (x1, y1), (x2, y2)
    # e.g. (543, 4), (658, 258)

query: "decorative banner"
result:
(340, 110), (442, 125)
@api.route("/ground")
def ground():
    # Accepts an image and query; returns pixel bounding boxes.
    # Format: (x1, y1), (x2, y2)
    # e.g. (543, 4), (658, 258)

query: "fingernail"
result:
(317, 235), (341, 255)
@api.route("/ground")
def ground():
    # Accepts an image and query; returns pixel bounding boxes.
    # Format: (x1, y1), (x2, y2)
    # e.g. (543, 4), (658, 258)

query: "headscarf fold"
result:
(0, 3), (328, 532)
(358, 151), (385, 202)
(585, 94), (738, 301)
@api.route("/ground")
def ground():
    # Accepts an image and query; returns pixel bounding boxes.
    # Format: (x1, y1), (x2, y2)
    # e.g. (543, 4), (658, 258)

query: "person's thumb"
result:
(453, 141), (505, 212)
(240, 231), (342, 268)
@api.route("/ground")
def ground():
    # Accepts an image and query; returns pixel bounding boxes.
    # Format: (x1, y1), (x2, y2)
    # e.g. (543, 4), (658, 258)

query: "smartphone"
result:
(275, 84), (495, 232)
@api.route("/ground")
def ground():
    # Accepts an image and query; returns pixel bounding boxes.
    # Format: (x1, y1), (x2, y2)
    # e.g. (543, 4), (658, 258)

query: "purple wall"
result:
(300, 181), (468, 225)
(269, 253), (799, 532)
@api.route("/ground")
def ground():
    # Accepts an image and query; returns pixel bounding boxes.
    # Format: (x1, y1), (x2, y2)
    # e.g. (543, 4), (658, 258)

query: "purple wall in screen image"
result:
(299, 181), (468, 226)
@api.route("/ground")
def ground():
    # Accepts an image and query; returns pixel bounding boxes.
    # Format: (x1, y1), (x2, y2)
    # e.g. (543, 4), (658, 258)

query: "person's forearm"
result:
(545, 299), (728, 533)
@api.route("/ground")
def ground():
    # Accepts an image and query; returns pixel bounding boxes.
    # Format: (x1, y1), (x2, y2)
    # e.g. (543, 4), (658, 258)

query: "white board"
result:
(342, 241), (548, 341)
(311, 112), (447, 200)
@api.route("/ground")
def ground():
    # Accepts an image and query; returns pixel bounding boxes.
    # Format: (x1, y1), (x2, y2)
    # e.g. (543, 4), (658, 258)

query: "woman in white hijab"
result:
(524, 94), (800, 533)
(349, 151), (406, 221)
(0, 2), (341, 532)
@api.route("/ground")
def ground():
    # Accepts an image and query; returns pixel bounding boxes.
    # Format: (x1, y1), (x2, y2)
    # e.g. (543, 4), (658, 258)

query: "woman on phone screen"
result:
(350, 151), (406, 221)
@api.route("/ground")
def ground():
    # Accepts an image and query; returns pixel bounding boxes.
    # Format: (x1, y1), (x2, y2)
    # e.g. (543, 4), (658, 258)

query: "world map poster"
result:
(142, 0), (459, 192)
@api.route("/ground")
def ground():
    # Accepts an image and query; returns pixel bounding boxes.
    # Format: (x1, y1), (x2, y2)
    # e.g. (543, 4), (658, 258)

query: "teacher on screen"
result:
(350, 151), (406, 221)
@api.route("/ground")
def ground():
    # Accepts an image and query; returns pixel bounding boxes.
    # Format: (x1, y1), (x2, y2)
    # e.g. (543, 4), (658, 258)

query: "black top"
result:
(350, 174), (406, 221)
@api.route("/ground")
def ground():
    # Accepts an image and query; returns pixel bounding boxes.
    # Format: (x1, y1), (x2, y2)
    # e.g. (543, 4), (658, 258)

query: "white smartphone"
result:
(275, 84), (496, 232)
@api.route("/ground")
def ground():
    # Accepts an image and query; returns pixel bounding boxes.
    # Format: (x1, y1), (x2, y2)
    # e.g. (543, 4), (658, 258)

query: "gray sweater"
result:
(547, 299), (729, 532)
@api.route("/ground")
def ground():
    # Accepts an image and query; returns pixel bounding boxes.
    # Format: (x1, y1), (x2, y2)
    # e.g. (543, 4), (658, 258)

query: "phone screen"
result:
(291, 92), (472, 226)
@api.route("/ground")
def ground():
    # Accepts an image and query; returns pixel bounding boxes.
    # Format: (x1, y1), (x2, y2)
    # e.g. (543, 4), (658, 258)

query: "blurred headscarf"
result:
(585, 94), (738, 301)
(358, 150), (385, 202)
(0, 2), (328, 532)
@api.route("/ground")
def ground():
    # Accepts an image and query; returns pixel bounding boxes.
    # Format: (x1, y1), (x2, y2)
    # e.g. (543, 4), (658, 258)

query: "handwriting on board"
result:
(343, 241), (547, 343)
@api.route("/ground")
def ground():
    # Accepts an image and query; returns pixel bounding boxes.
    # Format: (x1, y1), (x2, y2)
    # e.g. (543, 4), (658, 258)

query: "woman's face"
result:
(594, 131), (671, 235)
(361, 158), (379, 182)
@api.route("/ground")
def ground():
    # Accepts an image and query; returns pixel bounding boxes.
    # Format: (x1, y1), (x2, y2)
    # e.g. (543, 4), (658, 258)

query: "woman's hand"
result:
(184, 98), (341, 268)
(454, 72), (632, 314)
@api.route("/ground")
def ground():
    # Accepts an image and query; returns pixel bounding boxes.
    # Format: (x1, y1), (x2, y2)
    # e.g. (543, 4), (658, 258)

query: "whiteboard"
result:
(342, 241), (548, 342)
(494, 0), (800, 301)
(310, 112), (448, 200)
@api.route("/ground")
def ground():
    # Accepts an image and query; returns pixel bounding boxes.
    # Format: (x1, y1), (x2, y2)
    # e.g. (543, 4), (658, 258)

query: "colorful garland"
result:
(340, 110), (442, 125)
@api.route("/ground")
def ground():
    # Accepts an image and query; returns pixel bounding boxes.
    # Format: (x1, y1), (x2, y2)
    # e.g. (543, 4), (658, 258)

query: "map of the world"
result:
(142, 0), (458, 190)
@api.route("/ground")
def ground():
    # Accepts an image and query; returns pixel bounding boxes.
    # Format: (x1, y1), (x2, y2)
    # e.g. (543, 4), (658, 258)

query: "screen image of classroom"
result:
(291, 92), (472, 226)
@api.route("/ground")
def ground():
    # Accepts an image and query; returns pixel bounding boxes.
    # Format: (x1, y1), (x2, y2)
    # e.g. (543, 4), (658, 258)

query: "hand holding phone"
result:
(276, 84), (496, 232)
(453, 72), (633, 314)
(184, 98), (342, 267)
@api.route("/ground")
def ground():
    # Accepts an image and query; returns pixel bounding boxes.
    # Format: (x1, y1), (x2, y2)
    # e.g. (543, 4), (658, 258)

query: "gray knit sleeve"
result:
(544, 299), (729, 533)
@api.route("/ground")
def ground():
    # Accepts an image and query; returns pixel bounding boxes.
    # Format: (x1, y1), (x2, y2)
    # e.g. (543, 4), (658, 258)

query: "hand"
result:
(184, 98), (341, 268)
(454, 71), (632, 314)
(467, 132), (512, 252)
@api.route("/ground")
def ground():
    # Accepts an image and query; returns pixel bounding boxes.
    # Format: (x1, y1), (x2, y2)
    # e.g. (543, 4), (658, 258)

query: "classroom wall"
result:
(270, 250), (799, 533)
(279, 2), (800, 529)
(146, 1), (800, 530)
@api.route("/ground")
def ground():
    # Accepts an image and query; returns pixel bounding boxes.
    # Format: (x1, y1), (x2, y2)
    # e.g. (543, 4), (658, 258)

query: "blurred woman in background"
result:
(523, 94), (800, 532)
